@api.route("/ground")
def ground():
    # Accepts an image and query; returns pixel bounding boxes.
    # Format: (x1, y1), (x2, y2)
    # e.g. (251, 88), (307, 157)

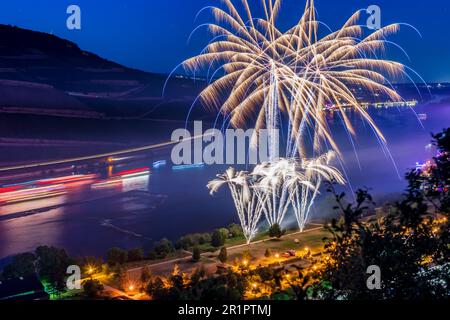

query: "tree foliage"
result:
(218, 247), (228, 264)
(35, 246), (73, 293)
(211, 229), (226, 247)
(268, 223), (285, 238)
(83, 279), (104, 299)
(311, 129), (450, 299)
(2, 252), (36, 279)
(192, 247), (201, 262)
(106, 247), (128, 266)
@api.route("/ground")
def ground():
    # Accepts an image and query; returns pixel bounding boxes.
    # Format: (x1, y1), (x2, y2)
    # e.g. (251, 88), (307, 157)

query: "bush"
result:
(2, 252), (36, 279)
(257, 267), (274, 282)
(147, 277), (178, 300)
(198, 233), (212, 244)
(241, 250), (252, 262)
(140, 267), (151, 285)
(127, 248), (144, 262)
(35, 246), (73, 293)
(219, 228), (230, 239)
(153, 238), (174, 259)
(228, 224), (243, 237)
(268, 223), (285, 238)
(176, 233), (213, 250)
(106, 247), (128, 266)
(211, 229), (226, 247)
(218, 247), (228, 263)
(175, 235), (195, 250)
(116, 267), (130, 291)
(192, 247), (201, 262)
(147, 251), (158, 260)
(83, 279), (104, 299)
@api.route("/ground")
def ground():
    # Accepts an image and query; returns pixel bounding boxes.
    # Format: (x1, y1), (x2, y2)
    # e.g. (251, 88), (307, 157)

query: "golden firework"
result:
(184, 0), (407, 157)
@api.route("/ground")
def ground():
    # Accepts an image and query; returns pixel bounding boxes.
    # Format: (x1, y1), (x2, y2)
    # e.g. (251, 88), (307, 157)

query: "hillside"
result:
(0, 24), (205, 119)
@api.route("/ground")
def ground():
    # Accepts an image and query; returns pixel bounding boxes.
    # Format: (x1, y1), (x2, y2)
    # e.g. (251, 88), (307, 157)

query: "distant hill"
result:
(0, 25), (447, 120)
(0, 24), (206, 119)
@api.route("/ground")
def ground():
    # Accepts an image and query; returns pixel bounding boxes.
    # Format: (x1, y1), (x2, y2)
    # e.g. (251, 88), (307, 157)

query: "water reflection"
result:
(0, 102), (449, 260)
(0, 165), (152, 259)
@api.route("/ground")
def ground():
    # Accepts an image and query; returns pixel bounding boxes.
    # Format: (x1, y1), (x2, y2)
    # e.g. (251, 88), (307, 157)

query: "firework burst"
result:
(208, 167), (265, 244)
(289, 152), (345, 231)
(183, 0), (411, 158)
(195, 0), (415, 237)
(208, 155), (344, 239)
(252, 158), (306, 227)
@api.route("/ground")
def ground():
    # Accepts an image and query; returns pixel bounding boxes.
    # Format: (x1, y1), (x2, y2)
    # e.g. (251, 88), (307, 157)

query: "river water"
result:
(0, 100), (449, 261)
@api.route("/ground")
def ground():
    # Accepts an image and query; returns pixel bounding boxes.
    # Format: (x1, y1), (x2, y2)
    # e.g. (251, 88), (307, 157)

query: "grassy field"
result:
(124, 251), (191, 269)
(197, 225), (326, 253)
(119, 225), (330, 280)
(225, 226), (329, 263)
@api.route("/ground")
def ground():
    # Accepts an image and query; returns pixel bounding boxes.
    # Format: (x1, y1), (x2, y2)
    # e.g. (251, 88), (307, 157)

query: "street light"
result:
(86, 265), (94, 275)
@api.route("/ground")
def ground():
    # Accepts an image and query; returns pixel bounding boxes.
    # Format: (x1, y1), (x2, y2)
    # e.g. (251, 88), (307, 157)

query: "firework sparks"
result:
(251, 153), (344, 230)
(196, 0), (414, 236)
(183, 0), (410, 158)
(252, 158), (304, 227)
(208, 155), (344, 239)
(208, 167), (265, 244)
(289, 152), (345, 231)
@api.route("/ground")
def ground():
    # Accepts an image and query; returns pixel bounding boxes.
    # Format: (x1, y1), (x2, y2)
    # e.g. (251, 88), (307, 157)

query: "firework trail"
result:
(209, 154), (343, 234)
(252, 158), (301, 227)
(289, 152), (345, 231)
(208, 167), (265, 244)
(194, 0), (417, 235)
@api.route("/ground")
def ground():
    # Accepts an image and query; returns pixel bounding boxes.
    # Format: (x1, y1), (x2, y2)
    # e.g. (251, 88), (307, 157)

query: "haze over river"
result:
(0, 101), (449, 261)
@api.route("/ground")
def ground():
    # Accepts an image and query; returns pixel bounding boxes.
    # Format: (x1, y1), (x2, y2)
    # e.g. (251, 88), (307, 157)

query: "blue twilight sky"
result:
(0, 0), (449, 82)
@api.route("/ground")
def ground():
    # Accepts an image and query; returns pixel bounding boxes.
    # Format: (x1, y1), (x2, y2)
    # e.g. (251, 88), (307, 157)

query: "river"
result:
(0, 100), (449, 262)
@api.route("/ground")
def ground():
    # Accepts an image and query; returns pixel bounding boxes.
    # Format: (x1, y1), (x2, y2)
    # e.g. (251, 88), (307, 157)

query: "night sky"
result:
(0, 0), (449, 82)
